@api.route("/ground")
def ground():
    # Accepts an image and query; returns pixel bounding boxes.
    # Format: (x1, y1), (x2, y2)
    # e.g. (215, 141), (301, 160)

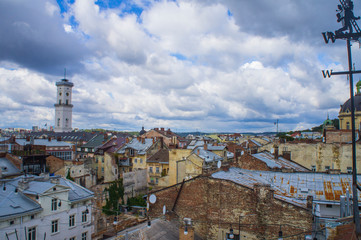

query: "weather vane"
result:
(322, 0), (361, 237)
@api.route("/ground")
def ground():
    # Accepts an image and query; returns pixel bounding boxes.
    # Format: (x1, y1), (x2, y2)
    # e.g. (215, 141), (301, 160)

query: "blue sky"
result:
(1, 0), (361, 132)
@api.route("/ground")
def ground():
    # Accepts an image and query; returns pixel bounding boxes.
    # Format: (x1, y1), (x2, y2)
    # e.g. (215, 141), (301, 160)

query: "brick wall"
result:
(231, 152), (271, 171)
(148, 176), (312, 239)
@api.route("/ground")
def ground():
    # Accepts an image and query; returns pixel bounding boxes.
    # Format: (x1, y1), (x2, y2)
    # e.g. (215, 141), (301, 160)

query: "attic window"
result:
(53, 187), (56, 191)
(10, 220), (14, 225)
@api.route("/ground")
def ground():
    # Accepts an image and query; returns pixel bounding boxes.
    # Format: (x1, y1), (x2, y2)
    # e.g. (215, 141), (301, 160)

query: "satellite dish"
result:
(163, 205), (166, 215)
(149, 194), (157, 204)
(217, 160), (222, 168)
(241, 151), (244, 155)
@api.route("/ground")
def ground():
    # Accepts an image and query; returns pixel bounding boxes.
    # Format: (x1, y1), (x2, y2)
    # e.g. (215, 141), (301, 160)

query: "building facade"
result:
(0, 174), (94, 240)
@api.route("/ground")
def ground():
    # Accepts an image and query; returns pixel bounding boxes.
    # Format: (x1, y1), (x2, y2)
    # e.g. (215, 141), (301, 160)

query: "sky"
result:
(1, 0), (361, 133)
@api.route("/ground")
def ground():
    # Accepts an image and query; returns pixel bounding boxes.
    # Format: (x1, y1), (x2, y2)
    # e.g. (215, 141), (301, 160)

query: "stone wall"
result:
(148, 176), (312, 239)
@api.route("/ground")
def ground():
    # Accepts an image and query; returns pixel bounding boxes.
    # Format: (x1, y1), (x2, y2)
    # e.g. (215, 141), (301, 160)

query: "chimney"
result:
(126, 137), (129, 143)
(307, 195), (313, 209)
(152, 138), (155, 144)
(155, 128), (159, 131)
(26, 136), (30, 141)
(48, 137), (51, 142)
(160, 137), (164, 149)
(204, 143), (207, 151)
(180, 218), (194, 240)
(161, 127), (165, 131)
(142, 138), (145, 144)
(137, 137), (141, 142)
(274, 145), (279, 160)
(197, 149), (200, 155)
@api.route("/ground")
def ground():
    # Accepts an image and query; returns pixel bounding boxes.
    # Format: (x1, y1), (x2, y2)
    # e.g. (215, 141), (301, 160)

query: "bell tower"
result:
(54, 77), (74, 132)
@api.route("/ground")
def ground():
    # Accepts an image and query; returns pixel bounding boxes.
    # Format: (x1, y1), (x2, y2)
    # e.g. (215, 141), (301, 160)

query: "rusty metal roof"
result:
(212, 168), (361, 204)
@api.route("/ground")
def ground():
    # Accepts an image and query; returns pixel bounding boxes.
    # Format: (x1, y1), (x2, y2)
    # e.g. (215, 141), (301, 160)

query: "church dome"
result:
(339, 94), (361, 113)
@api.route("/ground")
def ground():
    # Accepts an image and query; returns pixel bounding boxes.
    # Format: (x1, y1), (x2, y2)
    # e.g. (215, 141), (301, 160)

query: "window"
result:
(82, 211), (87, 223)
(326, 204), (333, 208)
(66, 100), (69, 105)
(129, 149), (134, 156)
(51, 198), (58, 211)
(65, 118), (68, 127)
(347, 167), (353, 174)
(325, 166), (330, 171)
(311, 165), (316, 172)
(10, 220), (14, 225)
(156, 167), (160, 173)
(66, 92), (69, 96)
(101, 167), (104, 173)
(31, 215), (35, 219)
(347, 122), (350, 130)
(82, 232), (87, 240)
(28, 226), (36, 240)
(59, 100), (61, 105)
(57, 118), (60, 127)
(70, 237), (76, 240)
(51, 220), (59, 233)
(149, 167), (153, 173)
(140, 159), (143, 164)
(134, 158), (137, 163)
(102, 158), (104, 163)
(69, 214), (75, 227)
(155, 178), (158, 184)
(59, 92), (62, 96)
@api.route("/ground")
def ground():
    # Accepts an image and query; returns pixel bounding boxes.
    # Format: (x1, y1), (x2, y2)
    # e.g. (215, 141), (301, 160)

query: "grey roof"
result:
(56, 79), (74, 87)
(193, 147), (223, 162)
(212, 168), (361, 205)
(16, 138), (73, 147)
(252, 151), (309, 171)
(81, 134), (110, 149)
(206, 144), (226, 151)
(118, 138), (153, 155)
(0, 179), (42, 220)
(0, 175), (93, 220)
(0, 157), (21, 177)
(58, 177), (94, 202)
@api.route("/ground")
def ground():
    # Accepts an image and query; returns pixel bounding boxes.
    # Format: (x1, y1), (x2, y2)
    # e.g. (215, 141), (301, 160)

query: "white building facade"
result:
(0, 175), (94, 240)
(54, 78), (74, 132)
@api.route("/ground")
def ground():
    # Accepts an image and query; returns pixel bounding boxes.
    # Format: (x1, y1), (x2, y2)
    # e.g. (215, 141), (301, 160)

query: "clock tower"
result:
(54, 78), (74, 132)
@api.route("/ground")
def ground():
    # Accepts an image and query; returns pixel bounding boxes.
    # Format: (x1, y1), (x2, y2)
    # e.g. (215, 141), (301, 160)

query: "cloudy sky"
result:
(1, 0), (360, 133)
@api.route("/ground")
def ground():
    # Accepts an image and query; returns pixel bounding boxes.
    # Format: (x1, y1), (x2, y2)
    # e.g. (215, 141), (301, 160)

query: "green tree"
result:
(127, 195), (146, 207)
(102, 179), (124, 215)
(66, 169), (75, 182)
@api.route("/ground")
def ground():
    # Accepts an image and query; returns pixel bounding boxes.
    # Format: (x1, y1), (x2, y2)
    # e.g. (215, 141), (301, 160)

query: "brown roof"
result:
(147, 149), (169, 163)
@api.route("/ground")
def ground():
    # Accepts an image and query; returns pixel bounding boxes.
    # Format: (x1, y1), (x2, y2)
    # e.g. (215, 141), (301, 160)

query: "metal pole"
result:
(347, 37), (361, 235)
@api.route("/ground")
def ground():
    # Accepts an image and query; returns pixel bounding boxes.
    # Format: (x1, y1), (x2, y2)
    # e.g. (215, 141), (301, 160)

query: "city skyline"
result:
(1, 0), (360, 132)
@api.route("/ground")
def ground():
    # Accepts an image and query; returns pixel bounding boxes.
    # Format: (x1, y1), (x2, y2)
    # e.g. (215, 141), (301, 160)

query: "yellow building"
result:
(339, 80), (361, 130)
(146, 149), (169, 187)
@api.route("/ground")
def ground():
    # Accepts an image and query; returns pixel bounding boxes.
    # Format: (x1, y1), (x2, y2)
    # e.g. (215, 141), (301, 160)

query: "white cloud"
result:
(0, 0), (355, 132)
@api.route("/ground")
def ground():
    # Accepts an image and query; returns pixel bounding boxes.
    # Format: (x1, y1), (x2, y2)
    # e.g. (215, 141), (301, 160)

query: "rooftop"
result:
(212, 168), (361, 204)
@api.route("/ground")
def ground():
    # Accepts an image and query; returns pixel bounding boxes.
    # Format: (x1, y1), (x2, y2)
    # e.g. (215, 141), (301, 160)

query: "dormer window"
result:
(51, 198), (58, 211)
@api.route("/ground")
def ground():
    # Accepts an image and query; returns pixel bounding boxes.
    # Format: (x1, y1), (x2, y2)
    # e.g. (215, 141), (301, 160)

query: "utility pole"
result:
(322, 0), (361, 236)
